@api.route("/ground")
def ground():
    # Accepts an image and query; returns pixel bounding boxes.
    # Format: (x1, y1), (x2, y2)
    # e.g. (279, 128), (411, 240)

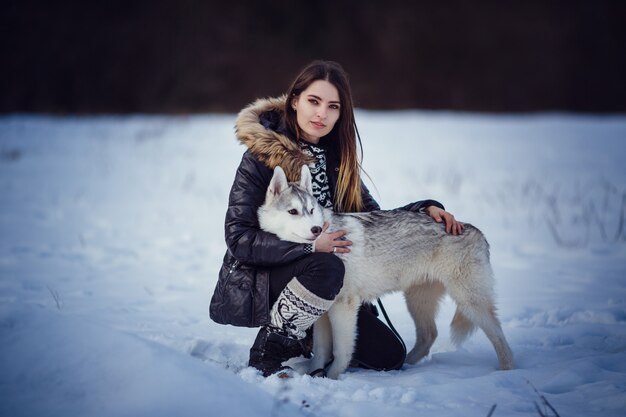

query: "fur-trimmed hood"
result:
(235, 95), (314, 181)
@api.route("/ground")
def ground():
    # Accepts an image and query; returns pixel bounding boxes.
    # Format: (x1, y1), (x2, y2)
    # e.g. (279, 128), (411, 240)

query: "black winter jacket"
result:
(209, 96), (443, 327)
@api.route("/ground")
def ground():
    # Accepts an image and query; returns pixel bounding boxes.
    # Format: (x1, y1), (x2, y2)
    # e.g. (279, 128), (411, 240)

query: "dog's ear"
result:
(268, 166), (289, 199)
(299, 165), (313, 195)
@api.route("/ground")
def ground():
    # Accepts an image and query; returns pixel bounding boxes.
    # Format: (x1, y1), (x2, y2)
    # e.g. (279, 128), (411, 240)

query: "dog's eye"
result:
(310, 208), (314, 214)
(288, 209), (298, 215)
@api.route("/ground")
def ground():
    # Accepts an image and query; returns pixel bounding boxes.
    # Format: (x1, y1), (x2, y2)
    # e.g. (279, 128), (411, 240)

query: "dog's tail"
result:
(450, 308), (477, 346)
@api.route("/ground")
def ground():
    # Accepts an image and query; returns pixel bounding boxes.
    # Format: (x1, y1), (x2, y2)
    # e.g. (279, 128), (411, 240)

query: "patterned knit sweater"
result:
(299, 140), (333, 209)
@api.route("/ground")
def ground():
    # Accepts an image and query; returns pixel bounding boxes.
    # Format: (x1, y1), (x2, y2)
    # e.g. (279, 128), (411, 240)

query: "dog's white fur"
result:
(259, 166), (514, 379)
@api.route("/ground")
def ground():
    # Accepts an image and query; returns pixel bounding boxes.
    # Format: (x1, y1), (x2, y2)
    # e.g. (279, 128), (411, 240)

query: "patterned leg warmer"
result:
(270, 277), (334, 340)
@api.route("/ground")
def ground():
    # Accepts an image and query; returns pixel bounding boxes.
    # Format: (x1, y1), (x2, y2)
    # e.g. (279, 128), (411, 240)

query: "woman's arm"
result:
(383, 191), (465, 235)
(224, 152), (311, 266)
(397, 199), (444, 212)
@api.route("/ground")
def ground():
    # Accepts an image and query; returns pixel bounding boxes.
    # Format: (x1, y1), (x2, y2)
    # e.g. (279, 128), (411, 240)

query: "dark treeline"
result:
(2, 0), (625, 114)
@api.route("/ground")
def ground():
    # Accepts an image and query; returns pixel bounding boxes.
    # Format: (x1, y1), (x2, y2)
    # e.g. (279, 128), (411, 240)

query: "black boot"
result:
(248, 326), (304, 377)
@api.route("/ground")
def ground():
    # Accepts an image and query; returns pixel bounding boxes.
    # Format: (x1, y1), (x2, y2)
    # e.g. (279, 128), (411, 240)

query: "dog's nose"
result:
(311, 226), (322, 236)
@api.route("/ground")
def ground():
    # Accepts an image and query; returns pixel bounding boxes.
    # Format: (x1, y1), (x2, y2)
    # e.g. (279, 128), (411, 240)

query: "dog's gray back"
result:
(330, 209), (489, 301)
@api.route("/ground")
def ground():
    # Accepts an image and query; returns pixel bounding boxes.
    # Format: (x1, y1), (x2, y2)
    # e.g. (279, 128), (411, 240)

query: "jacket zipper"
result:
(228, 259), (239, 275)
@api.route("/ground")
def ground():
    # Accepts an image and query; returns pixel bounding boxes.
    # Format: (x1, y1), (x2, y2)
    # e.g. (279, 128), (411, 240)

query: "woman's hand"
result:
(425, 206), (465, 235)
(314, 222), (352, 253)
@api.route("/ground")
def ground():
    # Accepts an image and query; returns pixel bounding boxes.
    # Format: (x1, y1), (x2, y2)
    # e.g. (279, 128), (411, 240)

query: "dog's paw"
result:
(325, 364), (346, 380)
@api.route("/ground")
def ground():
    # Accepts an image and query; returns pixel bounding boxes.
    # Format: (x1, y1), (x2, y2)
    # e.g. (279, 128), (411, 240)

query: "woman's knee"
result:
(298, 253), (345, 299)
(312, 252), (345, 274)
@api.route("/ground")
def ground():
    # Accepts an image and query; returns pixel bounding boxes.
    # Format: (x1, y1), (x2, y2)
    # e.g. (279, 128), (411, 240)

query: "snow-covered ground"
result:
(1, 111), (625, 416)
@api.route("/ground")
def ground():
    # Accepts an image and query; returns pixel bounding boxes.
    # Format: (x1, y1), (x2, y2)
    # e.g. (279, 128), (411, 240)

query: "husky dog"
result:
(258, 166), (514, 379)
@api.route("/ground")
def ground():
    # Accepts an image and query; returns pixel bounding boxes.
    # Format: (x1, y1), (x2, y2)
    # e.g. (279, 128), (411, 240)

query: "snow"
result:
(1, 111), (625, 416)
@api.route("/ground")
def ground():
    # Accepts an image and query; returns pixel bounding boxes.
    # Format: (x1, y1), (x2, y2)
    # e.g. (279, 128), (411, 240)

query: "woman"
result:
(210, 60), (463, 377)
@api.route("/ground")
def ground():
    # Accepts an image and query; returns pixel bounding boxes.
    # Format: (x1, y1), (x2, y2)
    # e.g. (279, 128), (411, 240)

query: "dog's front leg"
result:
(325, 297), (360, 379)
(309, 313), (332, 373)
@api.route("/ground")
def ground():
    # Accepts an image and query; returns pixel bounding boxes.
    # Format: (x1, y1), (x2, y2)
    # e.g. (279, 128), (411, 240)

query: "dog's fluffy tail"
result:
(450, 308), (477, 346)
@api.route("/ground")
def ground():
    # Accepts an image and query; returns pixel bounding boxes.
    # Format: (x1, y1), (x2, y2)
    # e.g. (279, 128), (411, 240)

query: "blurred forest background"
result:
(2, 0), (625, 114)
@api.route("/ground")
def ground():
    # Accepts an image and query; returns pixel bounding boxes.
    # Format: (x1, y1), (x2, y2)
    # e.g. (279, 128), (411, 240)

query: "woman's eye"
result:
(288, 209), (298, 215)
(308, 99), (318, 105)
(330, 104), (340, 110)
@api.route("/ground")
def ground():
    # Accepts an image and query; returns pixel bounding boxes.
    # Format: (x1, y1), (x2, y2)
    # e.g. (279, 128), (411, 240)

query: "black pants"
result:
(269, 253), (406, 371)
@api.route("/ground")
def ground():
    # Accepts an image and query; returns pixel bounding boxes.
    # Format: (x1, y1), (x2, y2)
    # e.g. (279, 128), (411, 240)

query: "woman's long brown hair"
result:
(284, 60), (365, 213)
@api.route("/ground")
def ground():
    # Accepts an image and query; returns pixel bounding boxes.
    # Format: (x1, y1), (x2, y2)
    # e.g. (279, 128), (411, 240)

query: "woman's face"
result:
(292, 79), (341, 144)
